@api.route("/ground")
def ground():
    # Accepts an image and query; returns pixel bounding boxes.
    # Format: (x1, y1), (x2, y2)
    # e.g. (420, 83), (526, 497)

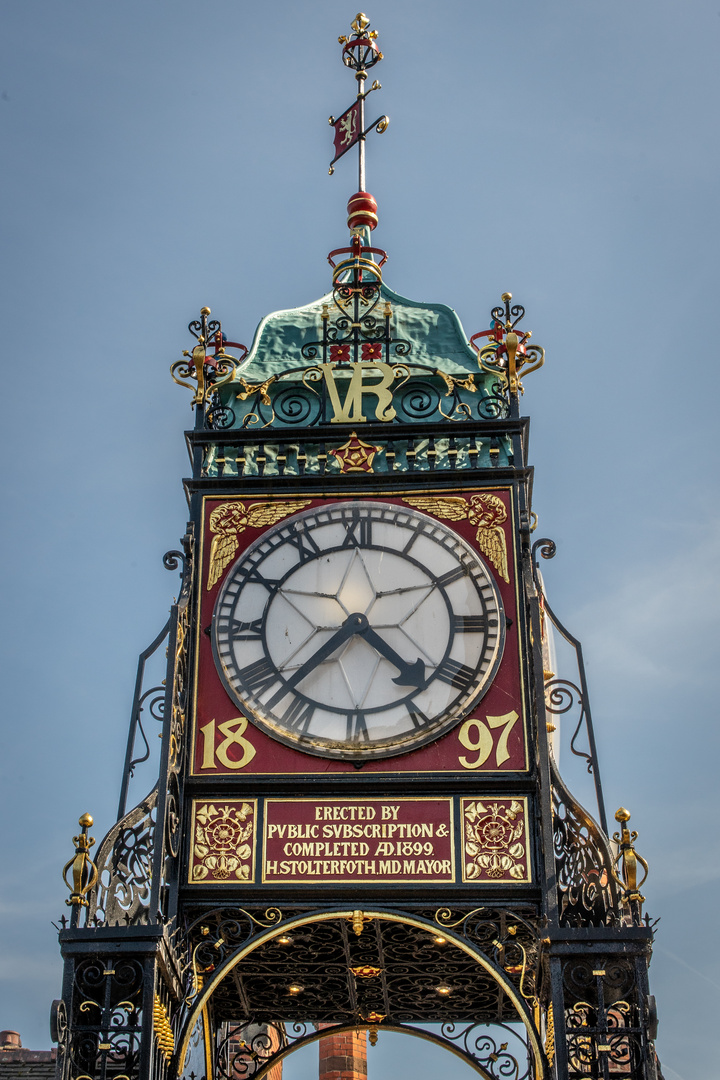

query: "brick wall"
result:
(318, 1026), (367, 1080)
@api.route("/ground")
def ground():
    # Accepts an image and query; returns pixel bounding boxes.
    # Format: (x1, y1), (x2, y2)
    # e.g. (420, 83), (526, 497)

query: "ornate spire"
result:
(328, 13), (389, 244)
(329, 13), (388, 187)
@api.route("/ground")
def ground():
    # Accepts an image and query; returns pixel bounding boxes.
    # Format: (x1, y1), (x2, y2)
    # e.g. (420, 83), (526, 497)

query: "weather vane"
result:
(328, 13), (388, 189)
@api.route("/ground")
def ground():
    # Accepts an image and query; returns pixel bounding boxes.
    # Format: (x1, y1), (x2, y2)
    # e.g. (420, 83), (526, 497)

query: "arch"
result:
(173, 908), (548, 1080)
(230, 1020), (530, 1080)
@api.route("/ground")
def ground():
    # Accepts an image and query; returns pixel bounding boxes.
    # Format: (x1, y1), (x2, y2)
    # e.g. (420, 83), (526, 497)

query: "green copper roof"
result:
(235, 282), (485, 382)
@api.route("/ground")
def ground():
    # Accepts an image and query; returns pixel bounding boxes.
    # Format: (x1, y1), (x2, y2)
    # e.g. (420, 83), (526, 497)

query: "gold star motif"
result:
(330, 432), (381, 473)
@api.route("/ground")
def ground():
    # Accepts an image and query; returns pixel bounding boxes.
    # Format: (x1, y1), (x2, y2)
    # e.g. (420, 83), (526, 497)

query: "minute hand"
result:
(361, 626), (425, 687)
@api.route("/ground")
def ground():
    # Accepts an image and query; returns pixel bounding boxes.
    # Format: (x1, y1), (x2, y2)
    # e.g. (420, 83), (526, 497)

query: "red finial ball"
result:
(347, 191), (378, 232)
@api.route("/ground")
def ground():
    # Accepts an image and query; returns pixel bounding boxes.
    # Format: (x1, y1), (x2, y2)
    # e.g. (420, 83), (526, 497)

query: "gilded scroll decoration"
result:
(171, 307), (247, 412)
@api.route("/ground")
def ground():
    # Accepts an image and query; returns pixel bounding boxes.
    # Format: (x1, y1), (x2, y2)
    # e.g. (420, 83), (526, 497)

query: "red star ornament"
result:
(330, 431), (382, 473)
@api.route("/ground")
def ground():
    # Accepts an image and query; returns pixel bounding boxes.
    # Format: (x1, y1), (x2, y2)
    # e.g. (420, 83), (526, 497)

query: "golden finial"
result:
(62, 813), (98, 909)
(171, 306), (240, 406)
(351, 910), (366, 936)
(472, 293), (545, 395)
(611, 807), (650, 914)
(351, 13), (371, 33)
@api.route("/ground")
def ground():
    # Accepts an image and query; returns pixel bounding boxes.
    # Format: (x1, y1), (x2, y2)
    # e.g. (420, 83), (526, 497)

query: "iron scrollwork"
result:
(213, 1019), (533, 1080)
(215, 1021), (289, 1080)
(551, 761), (619, 928)
(87, 788), (157, 926)
(433, 907), (541, 1007)
(544, 678), (595, 774)
(439, 1022), (533, 1080)
(563, 960), (649, 1079)
(221, 361), (508, 431)
(66, 957), (145, 1080)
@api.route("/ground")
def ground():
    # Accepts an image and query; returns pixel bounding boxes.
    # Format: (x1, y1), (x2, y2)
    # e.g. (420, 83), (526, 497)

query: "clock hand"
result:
(359, 625), (425, 687)
(265, 613), (367, 708)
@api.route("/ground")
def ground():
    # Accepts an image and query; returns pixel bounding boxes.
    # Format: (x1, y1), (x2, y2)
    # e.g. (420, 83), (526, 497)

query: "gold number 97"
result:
(457, 711), (519, 769)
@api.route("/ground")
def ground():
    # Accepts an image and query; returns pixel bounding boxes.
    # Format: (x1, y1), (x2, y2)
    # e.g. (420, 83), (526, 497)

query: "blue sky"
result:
(1, 2), (719, 1078)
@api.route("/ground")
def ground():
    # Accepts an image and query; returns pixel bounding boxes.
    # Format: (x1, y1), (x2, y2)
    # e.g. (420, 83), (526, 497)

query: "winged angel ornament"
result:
(207, 500), (312, 590)
(403, 494), (510, 583)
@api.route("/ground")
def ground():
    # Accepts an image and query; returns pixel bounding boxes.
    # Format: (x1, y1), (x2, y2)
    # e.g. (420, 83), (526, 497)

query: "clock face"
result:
(211, 501), (506, 760)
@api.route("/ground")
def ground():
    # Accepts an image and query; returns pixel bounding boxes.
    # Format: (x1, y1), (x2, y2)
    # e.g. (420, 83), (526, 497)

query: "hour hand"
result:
(360, 626), (425, 687)
(266, 612), (366, 708)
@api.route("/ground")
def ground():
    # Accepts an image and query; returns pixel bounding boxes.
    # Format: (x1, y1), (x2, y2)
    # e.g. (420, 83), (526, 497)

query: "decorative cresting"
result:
(173, 909), (549, 1080)
(470, 293), (545, 397)
(611, 808), (650, 923)
(62, 813), (99, 917)
(200, 430), (513, 478)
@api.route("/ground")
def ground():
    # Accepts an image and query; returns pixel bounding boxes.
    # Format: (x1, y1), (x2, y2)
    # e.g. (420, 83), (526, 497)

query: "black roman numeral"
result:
(238, 657), (281, 697)
(243, 566), (280, 591)
(285, 523), (322, 563)
(436, 566), (468, 589)
(451, 614), (487, 633)
(346, 711), (369, 742)
(278, 697), (315, 734)
(229, 618), (263, 641)
(434, 658), (476, 692)
(407, 707), (430, 730)
(342, 513), (372, 548)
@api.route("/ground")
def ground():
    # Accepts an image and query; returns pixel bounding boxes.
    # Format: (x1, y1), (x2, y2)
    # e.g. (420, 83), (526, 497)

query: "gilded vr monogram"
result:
(322, 361), (397, 423)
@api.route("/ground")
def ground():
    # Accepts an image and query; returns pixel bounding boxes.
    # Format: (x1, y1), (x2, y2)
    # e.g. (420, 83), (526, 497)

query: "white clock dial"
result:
(212, 501), (506, 760)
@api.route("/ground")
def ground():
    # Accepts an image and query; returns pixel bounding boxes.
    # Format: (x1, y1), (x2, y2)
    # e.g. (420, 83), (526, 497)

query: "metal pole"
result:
(357, 71), (366, 191)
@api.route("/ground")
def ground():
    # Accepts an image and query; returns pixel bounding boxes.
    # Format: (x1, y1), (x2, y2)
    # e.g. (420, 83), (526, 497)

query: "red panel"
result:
(262, 797), (454, 883)
(191, 491), (528, 775)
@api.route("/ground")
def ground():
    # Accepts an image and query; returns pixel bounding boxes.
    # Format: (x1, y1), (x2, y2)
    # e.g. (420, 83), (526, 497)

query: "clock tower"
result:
(53, 14), (662, 1080)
